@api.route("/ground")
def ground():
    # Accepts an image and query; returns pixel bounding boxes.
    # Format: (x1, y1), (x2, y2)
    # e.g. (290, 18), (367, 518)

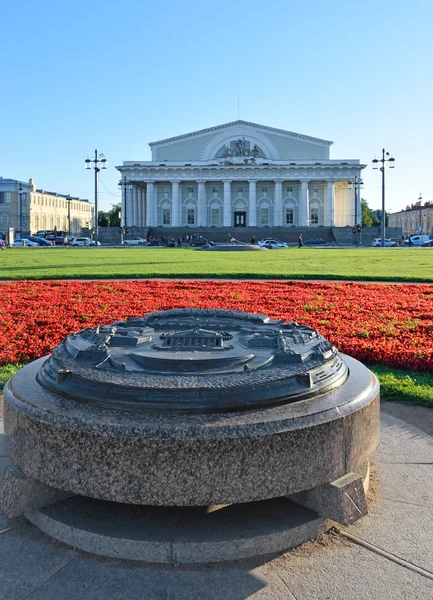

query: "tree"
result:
(361, 198), (380, 228)
(97, 204), (121, 228)
(108, 203), (121, 227)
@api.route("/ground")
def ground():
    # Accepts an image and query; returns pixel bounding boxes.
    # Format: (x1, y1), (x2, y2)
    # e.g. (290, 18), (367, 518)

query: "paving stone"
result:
(22, 554), (285, 600)
(347, 497), (433, 573)
(378, 463), (433, 507)
(377, 414), (433, 464)
(0, 521), (77, 600)
(276, 542), (433, 600)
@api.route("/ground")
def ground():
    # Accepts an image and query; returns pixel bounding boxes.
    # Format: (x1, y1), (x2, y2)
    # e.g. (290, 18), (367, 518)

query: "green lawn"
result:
(1, 246), (433, 281)
(1, 363), (431, 408)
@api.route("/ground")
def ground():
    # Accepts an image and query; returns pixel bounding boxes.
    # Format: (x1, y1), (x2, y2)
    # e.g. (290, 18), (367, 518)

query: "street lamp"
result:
(66, 194), (72, 237)
(372, 149), (395, 247)
(418, 193), (422, 233)
(348, 176), (364, 245)
(18, 184), (24, 234)
(118, 176), (133, 241)
(85, 149), (107, 246)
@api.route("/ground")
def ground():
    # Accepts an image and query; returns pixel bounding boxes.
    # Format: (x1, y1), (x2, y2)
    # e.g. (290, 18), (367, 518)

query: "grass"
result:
(0, 246), (433, 282)
(1, 363), (431, 408)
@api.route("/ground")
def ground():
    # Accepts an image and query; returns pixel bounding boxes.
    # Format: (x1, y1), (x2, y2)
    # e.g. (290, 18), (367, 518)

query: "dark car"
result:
(46, 235), (67, 245)
(189, 238), (215, 247)
(304, 237), (325, 245)
(27, 236), (51, 246)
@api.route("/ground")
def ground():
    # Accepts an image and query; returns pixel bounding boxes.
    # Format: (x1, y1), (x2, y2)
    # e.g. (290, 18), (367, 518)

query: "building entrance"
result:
(234, 211), (246, 227)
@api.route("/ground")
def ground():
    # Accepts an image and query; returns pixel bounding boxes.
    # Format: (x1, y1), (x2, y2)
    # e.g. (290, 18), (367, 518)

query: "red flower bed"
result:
(0, 280), (432, 371)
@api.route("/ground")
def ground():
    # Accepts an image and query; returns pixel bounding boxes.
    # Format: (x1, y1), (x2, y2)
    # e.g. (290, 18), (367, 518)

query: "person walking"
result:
(298, 233), (303, 248)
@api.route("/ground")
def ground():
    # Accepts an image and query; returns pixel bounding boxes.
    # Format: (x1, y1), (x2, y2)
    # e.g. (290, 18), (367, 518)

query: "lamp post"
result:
(66, 195), (72, 237)
(418, 194), (422, 233)
(118, 176), (132, 241)
(85, 149), (107, 247)
(372, 149), (395, 247)
(18, 184), (24, 235)
(348, 176), (363, 245)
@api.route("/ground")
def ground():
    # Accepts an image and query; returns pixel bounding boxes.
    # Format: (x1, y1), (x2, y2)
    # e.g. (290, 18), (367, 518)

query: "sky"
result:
(1, 0), (432, 213)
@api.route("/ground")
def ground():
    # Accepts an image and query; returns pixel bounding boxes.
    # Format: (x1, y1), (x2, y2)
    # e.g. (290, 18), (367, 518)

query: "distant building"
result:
(388, 202), (433, 236)
(0, 178), (94, 235)
(117, 120), (365, 229)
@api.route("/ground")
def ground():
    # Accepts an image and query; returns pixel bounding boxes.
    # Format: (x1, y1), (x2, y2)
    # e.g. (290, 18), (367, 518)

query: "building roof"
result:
(149, 120), (333, 147)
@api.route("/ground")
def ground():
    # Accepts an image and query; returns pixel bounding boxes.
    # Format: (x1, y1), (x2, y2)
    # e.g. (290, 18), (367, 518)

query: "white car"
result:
(258, 238), (288, 249)
(370, 238), (397, 247)
(71, 237), (94, 247)
(122, 237), (146, 246)
(13, 238), (39, 247)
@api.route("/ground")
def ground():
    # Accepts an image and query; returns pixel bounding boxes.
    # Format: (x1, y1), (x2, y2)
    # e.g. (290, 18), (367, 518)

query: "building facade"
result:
(0, 178), (94, 235)
(117, 121), (365, 229)
(388, 202), (433, 236)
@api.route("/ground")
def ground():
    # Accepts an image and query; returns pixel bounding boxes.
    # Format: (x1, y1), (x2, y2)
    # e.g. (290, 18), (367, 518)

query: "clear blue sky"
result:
(1, 0), (432, 213)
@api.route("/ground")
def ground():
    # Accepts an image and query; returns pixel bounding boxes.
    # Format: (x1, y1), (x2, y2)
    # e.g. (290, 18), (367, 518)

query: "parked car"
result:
(13, 238), (39, 247)
(258, 238), (288, 249)
(29, 236), (52, 246)
(304, 237), (325, 245)
(370, 238), (397, 247)
(122, 237), (146, 246)
(71, 237), (93, 247)
(189, 238), (215, 247)
(404, 235), (432, 247)
(422, 236), (433, 247)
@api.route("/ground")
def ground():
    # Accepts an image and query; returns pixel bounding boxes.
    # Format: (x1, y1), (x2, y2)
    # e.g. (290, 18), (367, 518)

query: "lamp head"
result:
(85, 159), (92, 169)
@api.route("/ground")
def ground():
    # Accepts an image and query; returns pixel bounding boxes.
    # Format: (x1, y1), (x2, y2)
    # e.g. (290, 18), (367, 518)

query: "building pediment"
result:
(149, 120), (333, 162)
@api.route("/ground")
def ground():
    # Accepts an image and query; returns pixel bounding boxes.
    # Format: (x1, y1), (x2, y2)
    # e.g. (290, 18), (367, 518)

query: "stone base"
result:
(25, 496), (330, 564)
(0, 465), (74, 519)
(289, 466), (369, 526)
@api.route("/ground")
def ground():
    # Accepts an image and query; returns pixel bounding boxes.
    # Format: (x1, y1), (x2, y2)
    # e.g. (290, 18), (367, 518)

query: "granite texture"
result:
(4, 354), (380, 506)
(25, 496), (329, 564)
(289, 468), (368, 525)
(0, 465), (74, 519)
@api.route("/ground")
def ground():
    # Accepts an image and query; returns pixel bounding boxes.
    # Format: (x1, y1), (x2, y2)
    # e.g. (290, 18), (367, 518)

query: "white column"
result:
(171, 181), (181, 227)
(133, 187), (139, 226)
(274, 180), (282, 226)
(126, 187), (133, 227)
(146, 182), (154, 227)
(138, 188), (144, 227)
(121, 186), (126, 227)
(248, 180), (257, 227)
(197, 180), (206, 227)
(223, 180), (231, 226)
(325, 180), (335, 226)
(300, 180), (310, 226)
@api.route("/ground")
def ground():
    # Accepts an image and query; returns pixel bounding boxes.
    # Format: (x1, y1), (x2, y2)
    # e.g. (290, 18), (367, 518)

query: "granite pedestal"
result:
(0, 309), (380, 562)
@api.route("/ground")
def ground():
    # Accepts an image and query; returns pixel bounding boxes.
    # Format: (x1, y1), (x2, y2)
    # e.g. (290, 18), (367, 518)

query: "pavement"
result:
(0, 404), (432, 600)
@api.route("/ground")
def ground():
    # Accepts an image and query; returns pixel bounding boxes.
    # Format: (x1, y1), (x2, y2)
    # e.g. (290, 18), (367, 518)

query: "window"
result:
(286, 209), (294, 224)
(310, 208), (319, 224)
(187, 208), (195, 224)
(312, 186), (319, 193)
(237, 186), (243, 193)
(187, 187), (194, 194)
(163, 187), (170, 194)
(0, 192), (11, 204)
(261, 187), (268, 193)
(260, 208), (269, 225)
(286, 186), (293, 193)
(162, 209), (171, 225)
(1, 213), (9, 224)
(211, 208), (220, 225)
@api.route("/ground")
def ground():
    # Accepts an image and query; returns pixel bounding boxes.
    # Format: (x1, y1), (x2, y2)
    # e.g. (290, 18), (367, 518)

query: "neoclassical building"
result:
(388, 202), (433, 236)
(117, 121), (365, 229)
(0, 178), (93, 235)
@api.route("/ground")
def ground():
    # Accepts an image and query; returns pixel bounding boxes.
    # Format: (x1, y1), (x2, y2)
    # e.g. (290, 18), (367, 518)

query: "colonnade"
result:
(121, 179), (342, 228)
